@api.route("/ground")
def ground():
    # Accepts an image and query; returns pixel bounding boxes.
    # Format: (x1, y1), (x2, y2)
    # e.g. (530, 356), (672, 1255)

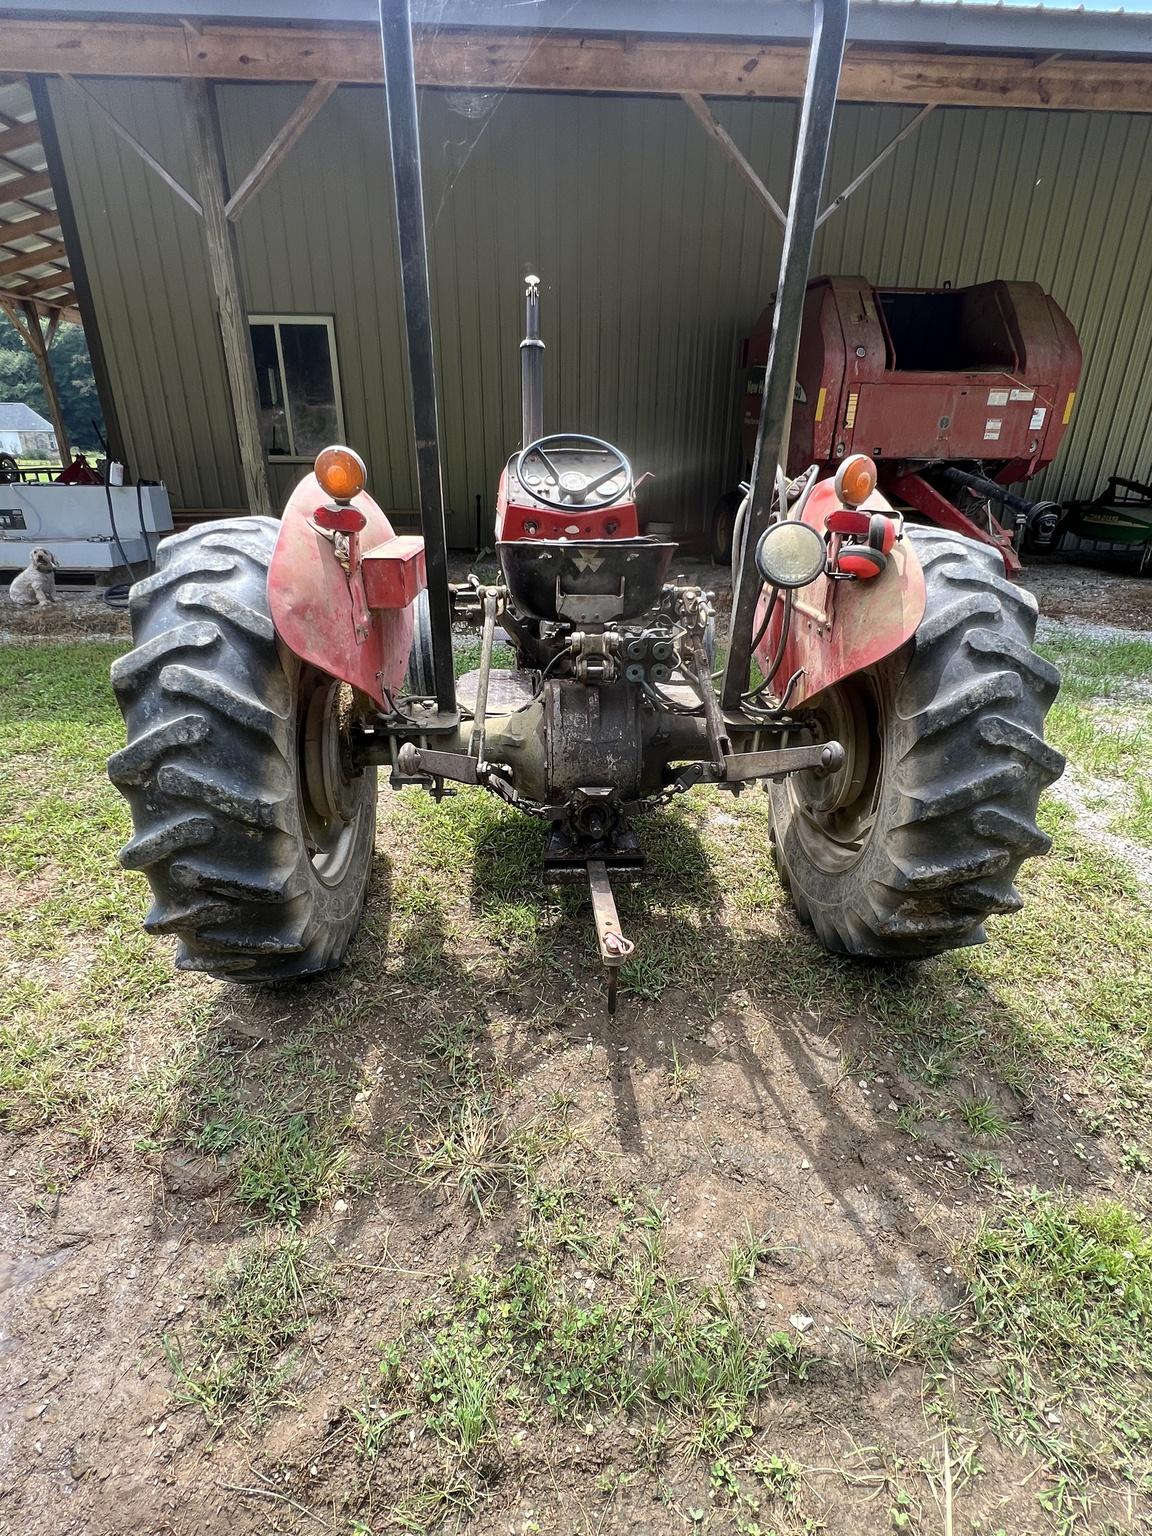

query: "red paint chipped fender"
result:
(268, 472), (417, 707)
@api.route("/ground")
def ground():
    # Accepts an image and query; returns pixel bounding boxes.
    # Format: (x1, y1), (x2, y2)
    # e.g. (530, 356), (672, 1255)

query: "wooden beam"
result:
(0, 239), (68, 279)
(5, 20), (1152, 112)
(16, 300), (70, 463)
(816, 103), (936, 227)
(60, 76), (202, 216)
(183, 79), (272, 514)
(0, 210), (63, 242)
(2, 272), (73, 299)
(0, 121), (42, 156)
(225, 78), (336, 221)
(0, 170), (52, 206)
(9, 290), (77, 317)
(1, 287), (78, 323)
(681, 91), (786, 230)
(0, 292), (36, 347)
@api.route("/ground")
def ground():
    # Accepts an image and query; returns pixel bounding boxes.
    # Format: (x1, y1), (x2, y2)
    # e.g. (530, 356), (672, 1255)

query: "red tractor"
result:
(107, 0), (1063, 1009)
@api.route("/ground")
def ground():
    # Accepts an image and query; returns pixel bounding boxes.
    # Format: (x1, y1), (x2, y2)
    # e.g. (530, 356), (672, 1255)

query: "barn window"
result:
(249, 315), (345, 461)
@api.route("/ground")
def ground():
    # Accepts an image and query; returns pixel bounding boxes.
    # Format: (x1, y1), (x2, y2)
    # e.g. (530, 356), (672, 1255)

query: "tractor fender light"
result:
(313, 503), (367, 534)
(754, 519), (826, 589)
(315, 444), (367, 503)
(834, 453), (878, 508)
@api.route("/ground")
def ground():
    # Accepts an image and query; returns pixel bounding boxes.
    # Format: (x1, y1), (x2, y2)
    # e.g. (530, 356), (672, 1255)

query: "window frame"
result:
(248, 313), (346, 464)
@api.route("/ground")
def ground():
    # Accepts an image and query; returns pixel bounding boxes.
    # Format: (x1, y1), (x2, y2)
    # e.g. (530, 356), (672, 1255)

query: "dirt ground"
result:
(1019, 556), (1152, 631)
(0, 969), (1100, 1536)
(1, 552), (1150, 1536)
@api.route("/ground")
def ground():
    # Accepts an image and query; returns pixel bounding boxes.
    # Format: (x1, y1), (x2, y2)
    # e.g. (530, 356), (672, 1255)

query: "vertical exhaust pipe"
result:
(520, 274), (544, 446)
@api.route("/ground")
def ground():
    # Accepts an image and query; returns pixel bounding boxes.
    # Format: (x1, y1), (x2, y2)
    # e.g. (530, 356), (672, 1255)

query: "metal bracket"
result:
(587, 859), (634, 1015)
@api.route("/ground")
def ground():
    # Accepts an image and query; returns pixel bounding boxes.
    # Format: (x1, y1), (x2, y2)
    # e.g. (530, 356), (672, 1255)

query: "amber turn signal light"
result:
(834, 453), (878, 508)
(315, 445), (367, 503)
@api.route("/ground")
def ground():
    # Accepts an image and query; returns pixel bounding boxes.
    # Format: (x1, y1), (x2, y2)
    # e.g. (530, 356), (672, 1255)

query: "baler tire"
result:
(711, 490), (743, 567)
(108, 517), (376, 983)
(404, 587), (436, 696)
(769, 525), (1064, 958)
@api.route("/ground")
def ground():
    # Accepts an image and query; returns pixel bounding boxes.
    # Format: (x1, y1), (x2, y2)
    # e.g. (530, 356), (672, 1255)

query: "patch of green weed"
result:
(165, 1235), (334, 1426)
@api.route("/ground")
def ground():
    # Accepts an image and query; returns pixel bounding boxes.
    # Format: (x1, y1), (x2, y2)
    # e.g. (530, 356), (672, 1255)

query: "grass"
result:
(164, 1235), (335, 1426)
(407, 1010), (573, 1212)
(3, 625), (1152, 1525)
(0, 643), (214, 1145)
(961, 1190), (1152, 1492)
(726, 1223), (777, 1289)
(966, 1193), (1152, 1376)
(847, 1305), (967, 1377)
(664, 1042), (700, 1106)
(177, 1022), (368, 1225)
(956, 1095), (1010, 1140)
(355, 1192), (810, 1468)
(1038, 631), (1152, 848)
(415, 1093), (551, 1211)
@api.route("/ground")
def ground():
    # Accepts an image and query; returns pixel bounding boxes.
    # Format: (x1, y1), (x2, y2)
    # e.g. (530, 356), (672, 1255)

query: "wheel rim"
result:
(298, 668), (364, 886)
(788, 671), (885, 873)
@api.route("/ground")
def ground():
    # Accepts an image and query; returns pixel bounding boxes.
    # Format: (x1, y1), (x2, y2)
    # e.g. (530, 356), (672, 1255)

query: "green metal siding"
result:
(49, 78), (1152, 542)
(48, 78), (243, 510)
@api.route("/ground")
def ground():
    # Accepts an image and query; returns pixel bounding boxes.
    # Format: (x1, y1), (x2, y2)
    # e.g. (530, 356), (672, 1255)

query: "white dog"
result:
(8, 547), (59, 607)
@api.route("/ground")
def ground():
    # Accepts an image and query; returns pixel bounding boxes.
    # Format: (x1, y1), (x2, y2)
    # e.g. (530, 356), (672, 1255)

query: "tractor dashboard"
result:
(497, 432), (640, 542)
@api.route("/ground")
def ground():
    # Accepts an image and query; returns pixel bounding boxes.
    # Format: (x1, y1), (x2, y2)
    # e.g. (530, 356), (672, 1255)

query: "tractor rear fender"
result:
(753, 476), (926, 708)
(268, 471), (419, 707)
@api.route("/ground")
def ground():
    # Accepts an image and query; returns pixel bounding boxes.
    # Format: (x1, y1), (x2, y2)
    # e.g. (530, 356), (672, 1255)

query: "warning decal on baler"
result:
(1030, 406), (1047, 431)
(987, 389), (1010, 407)
(984, 419), (1002, 441)
(844, 391), (859, 429)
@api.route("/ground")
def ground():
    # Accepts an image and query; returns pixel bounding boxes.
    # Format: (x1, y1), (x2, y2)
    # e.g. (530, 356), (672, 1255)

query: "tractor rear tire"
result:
(108, 517), (377, 983)
(769, 526), (1064, 958)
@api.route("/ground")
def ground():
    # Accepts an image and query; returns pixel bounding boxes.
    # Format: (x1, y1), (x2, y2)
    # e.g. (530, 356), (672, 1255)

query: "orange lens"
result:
(834, 453), (878, 507)
(315, 445), (367, 503)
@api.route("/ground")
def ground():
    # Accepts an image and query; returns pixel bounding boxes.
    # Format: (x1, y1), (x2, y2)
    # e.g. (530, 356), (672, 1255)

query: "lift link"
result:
(469, 587), (501, 762)
(721, 738), (844, 783)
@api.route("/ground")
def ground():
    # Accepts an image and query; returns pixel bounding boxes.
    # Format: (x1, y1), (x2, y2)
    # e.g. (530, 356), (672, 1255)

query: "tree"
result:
(0, 310), (105, 453)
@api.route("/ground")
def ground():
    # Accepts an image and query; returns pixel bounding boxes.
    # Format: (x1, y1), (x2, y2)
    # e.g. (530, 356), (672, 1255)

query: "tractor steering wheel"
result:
(515, 434), (633, 512)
